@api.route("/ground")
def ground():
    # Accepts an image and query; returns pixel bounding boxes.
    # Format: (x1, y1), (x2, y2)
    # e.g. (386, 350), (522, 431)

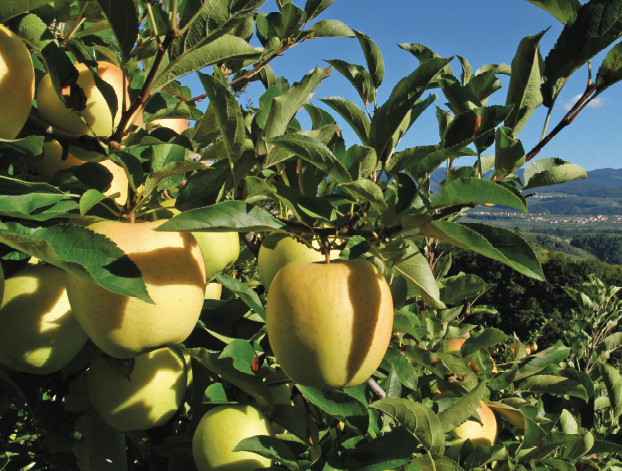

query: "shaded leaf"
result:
(599, 363), (622, 421)
(392, 242), (445, 309)
(0, 0), (54, 22)
(518, 375), (589, 401)
(437, 381), (487, 433)
(216, 274), (266, 321)
(142, 161), (206, 200)
(321, 96), (370, 145)
(338, 179), (386, 213)
(595, 41), (622, 91)
(494, 126), (526, 176)
(525, 0), (581, 23)
(304, 0), (334, 20)
(235, 436), (298, 470)
(354, 29), (384, 87)
(96, 0), (138, 62)
(0, 135), (45, 156)
(297, 386), (369, 433)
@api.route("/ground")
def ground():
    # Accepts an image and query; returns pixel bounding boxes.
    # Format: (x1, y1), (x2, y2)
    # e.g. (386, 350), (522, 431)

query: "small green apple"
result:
(266, 259), (394, 388)
(192, 404), (273, 471)
(258, 233), (334, 290)
(0, 25), (34, 139)
(0, 265), (88, 374)
(192, 231), (240, 282)
(65, 220), (206, 358)
(87, 347), (189, 432)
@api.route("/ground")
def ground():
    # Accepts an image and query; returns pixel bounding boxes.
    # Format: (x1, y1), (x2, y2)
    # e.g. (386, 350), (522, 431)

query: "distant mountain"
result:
(533, 168), (622, 198)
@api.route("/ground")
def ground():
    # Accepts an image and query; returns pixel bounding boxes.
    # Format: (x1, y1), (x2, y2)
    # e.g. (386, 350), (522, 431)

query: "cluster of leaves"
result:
(2, 0), (622, 469)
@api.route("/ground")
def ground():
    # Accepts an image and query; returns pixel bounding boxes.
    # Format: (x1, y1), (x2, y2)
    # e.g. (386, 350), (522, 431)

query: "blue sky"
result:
(183, 1), (622, 170)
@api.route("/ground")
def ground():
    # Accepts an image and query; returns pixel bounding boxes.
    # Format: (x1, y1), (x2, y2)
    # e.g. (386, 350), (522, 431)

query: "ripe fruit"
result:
(33, 140), (129, 205)
(87, 347), (188, 432)
(448, 401), (497, 451)
(192, 404), (273, 471)
(192, 232), (240, 281)
(147, 118), (189, 134)
(36, 61), (129, 161)
(258, 233), (335, 289)
(0, 265), (87, 374)
(266, 259), (394, 388)
(65, 220), (206, 358)
(204, 282), (222, 300)
(446, 338), (498, 373)
(0, 25), (34, 139)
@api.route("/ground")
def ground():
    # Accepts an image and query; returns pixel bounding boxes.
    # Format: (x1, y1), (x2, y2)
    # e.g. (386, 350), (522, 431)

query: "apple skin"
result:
(147, 118), (189, 134)
(87, 347), (188, 432)
(0, 25), (34, 139)
(36, 61), (128, 161)
(204, 282), (223, 300)
(258, 233), (335, 290)
(266, 259), (394, 388)
(447, 401), (497, 456)
(65, 220), (207, 358)
(192, 232), (240, 282)
(0, 265), (88, 374)
(192, 404), (273, 471)
(33, 140), (129, 205)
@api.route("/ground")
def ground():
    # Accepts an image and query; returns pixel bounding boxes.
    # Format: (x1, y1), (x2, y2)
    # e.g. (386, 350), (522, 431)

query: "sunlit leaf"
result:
(307, 19), (354, 38)
(523, 157), (587, 190)
(430, 177), (527, 212)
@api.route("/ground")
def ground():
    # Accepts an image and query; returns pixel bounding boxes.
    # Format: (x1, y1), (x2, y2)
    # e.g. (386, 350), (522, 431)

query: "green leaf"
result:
(371, 398), (444, 457)
(523, 157), (587, 190)
(0, 221), (151, 302)
(438, 381), (487, 433)
(542, 0), (622, 106)
(494, 126), (526, 176)
(525, 0), (581, 23)
(234, 436), (298, 470)
(219, 339), (259, 375)
(202, 382), (231, 404)
(505, 31), (545, 136)
(297, 386), (369, 433)
(0, 135), (45, 156)
(440, 273), (489, 306)
(307, 19), (354, 38)
(599, 363), (622, 422)
(153, 34), (262, 91)
(430, 177), (527, 213)
(198, 73), (246, 166)
(515, 342), (571, 380)
(304, 0), (334, 20)
(155, 201), (286, 232)
(417, 221), (544, 281)
(382, 347), (419, 390)
(325, 59), (375, 105)
(370, 57), (450, 161)
(96, 0), (138, 62)
(320, 97), (371, 145)
(596, 41), (622, 91)
(260, 67), (332, 150)
(338, 179), (386, 213)
(266, 134), (351, 183)
(354, 29), (384, 88)
(442, 105), (514, 149)
(79, 189), (107, 215)
(216, 274), (266, 321)
(518, 375), (589, 401)
(0, 0), (54, 22)
(392, 243), (445, 309)
(142, 161), (206, 201)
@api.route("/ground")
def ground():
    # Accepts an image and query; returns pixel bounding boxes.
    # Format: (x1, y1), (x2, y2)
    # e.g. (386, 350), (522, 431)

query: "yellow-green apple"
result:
(446, 338), (498, 373)
(258, 233), (339, 290)
(0, 265), (88, 374)
(447, 401), (497, 456)
(0, 262), (4, 304)
(36, 61), (129, 161)
(192, 404), (273, 471)
(65, 220), (206, 358)
(266, 259), (394, 388)
(204, 282), (222, 300)
(192, 231), (240, 281)
(0, 25), (34, 139)
(159, 199), (240, 281)
(33, 139), (129, 205)
(87, 347), (188, 431)
(147, 117), (189, 134)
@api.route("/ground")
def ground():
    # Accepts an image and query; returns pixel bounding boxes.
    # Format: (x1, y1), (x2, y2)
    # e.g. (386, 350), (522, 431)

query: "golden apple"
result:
(448, 401), (497, 455)
(147, 117), (189, 134)
(204, 282), (223, 300)
(0, 25), (34, 139)
(192, 404), (273, 471)
(192, 231), (240, 281)
(258, 233), (339, 290)
(87, 347), (188, 432)
(0, 265), (88, 374)
(65, 220), (206, 358)
(32, 140), (129, 205)
(266, 259), (394, 388)
(36, 61), (129, 161)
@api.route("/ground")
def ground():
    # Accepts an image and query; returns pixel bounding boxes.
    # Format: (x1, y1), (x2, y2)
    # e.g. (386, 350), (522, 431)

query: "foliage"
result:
(1, 0), (622, 469)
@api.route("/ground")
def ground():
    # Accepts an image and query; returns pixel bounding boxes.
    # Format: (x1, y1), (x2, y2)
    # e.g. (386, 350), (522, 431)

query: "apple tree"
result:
(1, 0), (622, 469)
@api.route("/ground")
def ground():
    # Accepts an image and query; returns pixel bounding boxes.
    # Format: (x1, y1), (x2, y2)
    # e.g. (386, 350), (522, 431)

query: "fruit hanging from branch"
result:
(65, 220), (206, 358)
(266, 259), (394, 388)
